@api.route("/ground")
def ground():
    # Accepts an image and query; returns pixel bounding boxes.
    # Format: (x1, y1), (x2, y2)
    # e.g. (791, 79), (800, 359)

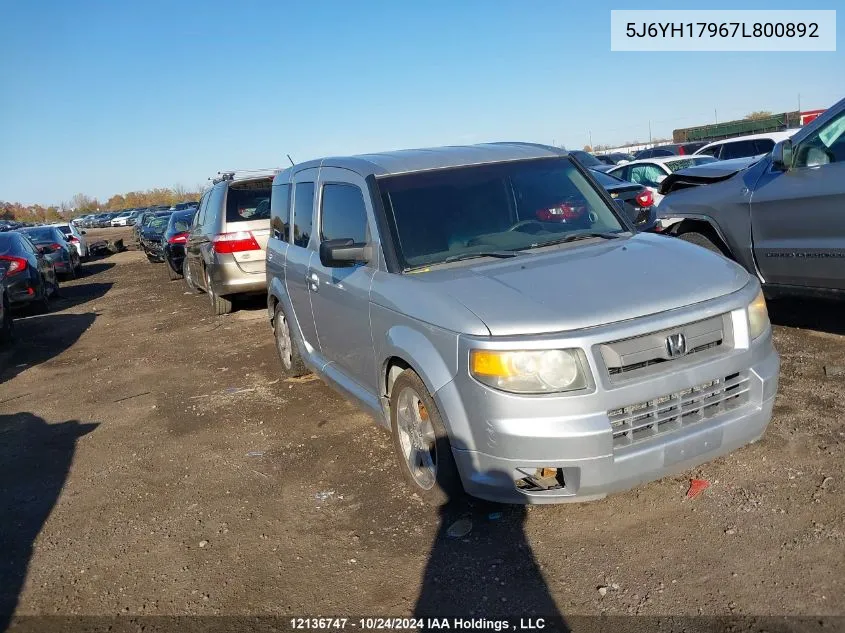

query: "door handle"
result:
(307, 272), (320, 292)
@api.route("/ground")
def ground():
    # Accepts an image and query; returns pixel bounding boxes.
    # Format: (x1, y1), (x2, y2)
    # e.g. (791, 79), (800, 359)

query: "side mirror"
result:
(772, 139), (793, 171)
(319, 238), (368, 268)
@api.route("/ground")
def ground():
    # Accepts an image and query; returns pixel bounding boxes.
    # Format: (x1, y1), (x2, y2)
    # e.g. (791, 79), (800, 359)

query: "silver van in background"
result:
(184, 173), (273, 315)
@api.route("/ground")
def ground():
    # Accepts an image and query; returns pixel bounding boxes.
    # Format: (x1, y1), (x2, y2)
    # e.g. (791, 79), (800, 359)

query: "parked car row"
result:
(73, 202), (198, 229)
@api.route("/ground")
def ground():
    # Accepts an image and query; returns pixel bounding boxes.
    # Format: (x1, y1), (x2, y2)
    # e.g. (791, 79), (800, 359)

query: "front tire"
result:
(678, 231), (726, 256)
(390, 369), (462, 506)
(273, 303), (309, 377)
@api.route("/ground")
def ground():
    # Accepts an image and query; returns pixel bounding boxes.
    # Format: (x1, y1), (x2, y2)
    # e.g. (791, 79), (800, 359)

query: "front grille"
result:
(608, 372), (750, 449)
(607, 340), (721, 376)
(600, 314), (731, 382)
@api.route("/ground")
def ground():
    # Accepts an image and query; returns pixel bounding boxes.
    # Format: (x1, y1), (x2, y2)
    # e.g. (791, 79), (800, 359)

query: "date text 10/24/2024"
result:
(290, 618), (549, 631)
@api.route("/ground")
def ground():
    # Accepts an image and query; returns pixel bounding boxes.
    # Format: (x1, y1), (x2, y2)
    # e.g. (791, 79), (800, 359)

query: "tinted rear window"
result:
(0, 233), (18, 256)
(226, 181), (272, 223)
(20, 228), (57, 242)
(171, 211), (195, 232)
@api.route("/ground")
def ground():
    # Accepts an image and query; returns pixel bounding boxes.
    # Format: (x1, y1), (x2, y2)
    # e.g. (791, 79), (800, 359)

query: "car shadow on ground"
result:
(0, 312), (97, 385)
(413, 440), (568, 630)
(0, 413), (98, 631)
(49, 282), (112, 313)
(768, 296), (845, 336)
(78, 261), (115, 277)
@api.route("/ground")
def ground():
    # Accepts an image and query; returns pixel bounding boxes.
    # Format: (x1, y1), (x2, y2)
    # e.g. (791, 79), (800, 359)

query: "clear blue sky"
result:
(0, 0), (841, 205)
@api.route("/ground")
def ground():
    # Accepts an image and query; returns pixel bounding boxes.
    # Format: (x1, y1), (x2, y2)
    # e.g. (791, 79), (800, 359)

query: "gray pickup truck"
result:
(266, 143), (779, 504)
(657, 95), (845, 297)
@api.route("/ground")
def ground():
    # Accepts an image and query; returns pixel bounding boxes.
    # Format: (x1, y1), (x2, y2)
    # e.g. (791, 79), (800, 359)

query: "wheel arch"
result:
(668, 217), (734, 258)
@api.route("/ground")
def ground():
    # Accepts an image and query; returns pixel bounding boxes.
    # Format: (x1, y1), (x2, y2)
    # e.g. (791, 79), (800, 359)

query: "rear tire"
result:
(390, 369), (463, 506)
(273, 302), (309, 377)
(678, 231), (727, 256)
(206, 268), (233, 315)
(167, 260), (181, 281)
(0, 296), (14, 344)
(34, 280), (51, 314)
(183, 259), (201, 294)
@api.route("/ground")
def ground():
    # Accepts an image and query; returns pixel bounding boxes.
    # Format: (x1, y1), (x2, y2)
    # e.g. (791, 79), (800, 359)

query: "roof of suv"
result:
(287, 143), (567, 178)
(694, 130), (799, 154)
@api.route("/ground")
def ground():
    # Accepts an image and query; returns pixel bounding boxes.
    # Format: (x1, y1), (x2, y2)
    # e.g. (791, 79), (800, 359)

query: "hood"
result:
(419, 234), (749, 336)
(658, 156), (762, 195)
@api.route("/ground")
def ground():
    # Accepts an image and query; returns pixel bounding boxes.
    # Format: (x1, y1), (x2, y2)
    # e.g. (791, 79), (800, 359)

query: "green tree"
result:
(745, 111), (774, 120)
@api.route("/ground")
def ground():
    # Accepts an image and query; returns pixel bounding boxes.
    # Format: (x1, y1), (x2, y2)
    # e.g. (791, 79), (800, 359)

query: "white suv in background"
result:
(694, 130), (799, 161)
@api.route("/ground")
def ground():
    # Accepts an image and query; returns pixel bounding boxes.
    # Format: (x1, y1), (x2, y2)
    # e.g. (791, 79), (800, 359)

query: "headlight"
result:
(470, 349), (590, 394)
(747, 289), (770, 340)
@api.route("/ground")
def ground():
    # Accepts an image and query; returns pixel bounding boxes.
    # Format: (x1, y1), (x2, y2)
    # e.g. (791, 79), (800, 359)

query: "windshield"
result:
(664, 156), (717, 172)
(379, 158), (626, 269)
(20, 228), (57, 243)
(568, 151), (603, 168)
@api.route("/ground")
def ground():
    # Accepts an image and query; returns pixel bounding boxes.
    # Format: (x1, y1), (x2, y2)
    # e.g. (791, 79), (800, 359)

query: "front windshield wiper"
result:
(442, 250), (521, 264)
(522, 231), (625, 250)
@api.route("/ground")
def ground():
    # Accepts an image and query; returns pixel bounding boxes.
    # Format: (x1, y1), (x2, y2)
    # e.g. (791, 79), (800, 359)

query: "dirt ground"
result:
(1, 227), (843, 628)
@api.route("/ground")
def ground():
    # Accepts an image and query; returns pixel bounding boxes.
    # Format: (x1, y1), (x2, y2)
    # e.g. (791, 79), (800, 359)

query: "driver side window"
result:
(795, 110), (845, 168)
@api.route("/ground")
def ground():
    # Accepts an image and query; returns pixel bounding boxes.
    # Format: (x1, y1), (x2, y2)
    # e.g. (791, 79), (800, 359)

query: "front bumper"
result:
(437, 285), (780, 504)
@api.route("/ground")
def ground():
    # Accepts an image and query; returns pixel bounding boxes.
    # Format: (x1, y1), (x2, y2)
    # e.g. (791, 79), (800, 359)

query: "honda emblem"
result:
(666, 333), (687, 358)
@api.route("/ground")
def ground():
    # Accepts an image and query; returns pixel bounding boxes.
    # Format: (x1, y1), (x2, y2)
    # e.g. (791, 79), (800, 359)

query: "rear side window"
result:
(225, 182), (271, 223)
(720, 140), (757, 160)
(753, 139), (775, 154)
(293, 183), (315, 248)
(193, 193), (208, 228)
(270, 183), (291, 241)
(204, 184), (226, 231)
(320, 184), (368, 244)
(609, 166), (629, 181)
